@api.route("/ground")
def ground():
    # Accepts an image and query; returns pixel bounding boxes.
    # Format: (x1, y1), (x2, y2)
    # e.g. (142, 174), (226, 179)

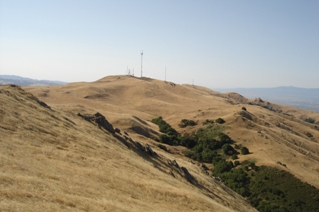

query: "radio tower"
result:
(140, 50), (143, 77)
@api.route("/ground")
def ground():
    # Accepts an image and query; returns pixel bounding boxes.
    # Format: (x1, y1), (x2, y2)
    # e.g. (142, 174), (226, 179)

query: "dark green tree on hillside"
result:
(241, 146), (250, 155)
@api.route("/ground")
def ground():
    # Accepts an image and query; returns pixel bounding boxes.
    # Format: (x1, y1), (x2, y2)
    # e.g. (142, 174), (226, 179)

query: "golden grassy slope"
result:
(0, 84), (256, 211)
(25, 75), (319, 190)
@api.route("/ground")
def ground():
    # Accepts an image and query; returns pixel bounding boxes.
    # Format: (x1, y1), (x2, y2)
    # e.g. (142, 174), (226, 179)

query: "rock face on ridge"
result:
(78, 112), (115, 134)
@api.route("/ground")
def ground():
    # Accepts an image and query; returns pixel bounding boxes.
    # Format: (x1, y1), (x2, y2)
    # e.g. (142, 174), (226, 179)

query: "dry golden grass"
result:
(24, 75), (319, 190)
(2, 74), (319, 211)
(25, 75), (319, 189)
(1, 84), (256, 211)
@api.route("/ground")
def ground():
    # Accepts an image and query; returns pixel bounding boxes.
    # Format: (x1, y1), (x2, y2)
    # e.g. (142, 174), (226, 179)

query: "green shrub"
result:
(234, 160), (240, 166)
(203, 119), (214, 125)
(235, 144), (242, 149)
(179, 135), (197, 148)
(222, 144), (237, 156)
(152, 117), (178, 136)
(184, 150), (201, 161)
(179, 119), (197, 128)
(241, 146), (250, 155)
(218, 133), (232, 144)
(213, 159), (233, 175)
(215, 118), (225, 124)
(305, 117), (315, 124)
(159, 134), (173, 145)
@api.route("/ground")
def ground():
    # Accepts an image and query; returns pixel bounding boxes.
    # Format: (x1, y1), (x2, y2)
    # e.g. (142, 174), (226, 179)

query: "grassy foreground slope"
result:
(0, 85), (256, 211)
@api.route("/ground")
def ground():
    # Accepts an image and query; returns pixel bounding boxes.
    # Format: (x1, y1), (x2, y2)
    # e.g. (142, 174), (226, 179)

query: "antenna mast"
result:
(140, 50), (143, 77)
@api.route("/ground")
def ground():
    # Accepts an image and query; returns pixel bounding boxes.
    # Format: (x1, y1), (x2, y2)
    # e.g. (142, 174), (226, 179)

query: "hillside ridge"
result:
(0, 84), (256, 211)
(25, 75), (319, 188)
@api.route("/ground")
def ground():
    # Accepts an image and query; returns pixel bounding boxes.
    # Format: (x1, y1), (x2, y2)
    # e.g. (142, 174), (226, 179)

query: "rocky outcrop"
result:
(78, 112), (115, 134)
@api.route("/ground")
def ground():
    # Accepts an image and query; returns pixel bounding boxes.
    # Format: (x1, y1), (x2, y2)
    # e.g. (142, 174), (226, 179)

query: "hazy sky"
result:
(0, 0), (318, 88)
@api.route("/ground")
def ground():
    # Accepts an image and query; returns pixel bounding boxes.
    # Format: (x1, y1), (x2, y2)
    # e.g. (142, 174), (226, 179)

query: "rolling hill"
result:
(1, 82), (256, 211)
(2, 75), (319, 211)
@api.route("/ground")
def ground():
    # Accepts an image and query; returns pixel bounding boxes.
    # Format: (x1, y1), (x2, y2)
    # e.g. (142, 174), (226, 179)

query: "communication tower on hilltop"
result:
(140, 50), (143, 77)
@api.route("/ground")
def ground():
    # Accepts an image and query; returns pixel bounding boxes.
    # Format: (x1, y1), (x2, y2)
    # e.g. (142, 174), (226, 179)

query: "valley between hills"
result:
(1, 75), (319, 211)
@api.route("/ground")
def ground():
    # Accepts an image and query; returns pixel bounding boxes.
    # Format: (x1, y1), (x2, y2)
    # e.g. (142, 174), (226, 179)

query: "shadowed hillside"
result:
(0, 84), (256, 211)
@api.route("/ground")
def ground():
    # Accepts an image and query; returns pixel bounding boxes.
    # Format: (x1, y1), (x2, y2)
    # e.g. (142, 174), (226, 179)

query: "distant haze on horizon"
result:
(0, 0), (318, 88)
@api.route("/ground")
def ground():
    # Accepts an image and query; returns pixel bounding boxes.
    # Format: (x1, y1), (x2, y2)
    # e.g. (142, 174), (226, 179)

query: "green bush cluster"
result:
(152, 116), (319, 212)
(215, 162), (319, 212)
(152, 117), (236, 162)
(151, 116), (178, 136)
(249, 166), (319, 212)
(151, 117), (195, 147)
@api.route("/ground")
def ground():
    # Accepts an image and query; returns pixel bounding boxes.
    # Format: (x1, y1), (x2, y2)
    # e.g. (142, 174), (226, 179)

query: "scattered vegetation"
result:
(214, 162), (319, 212)
(242, 107), (247, 111)
(152, 116), (319, 212)
(202, 119), (214, 125)
(179, 119), (197, 128)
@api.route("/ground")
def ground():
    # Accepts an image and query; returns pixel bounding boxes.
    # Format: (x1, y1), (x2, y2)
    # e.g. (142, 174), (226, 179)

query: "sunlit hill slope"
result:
(1, 81), (256, 211)
(1, 75), (319, 211)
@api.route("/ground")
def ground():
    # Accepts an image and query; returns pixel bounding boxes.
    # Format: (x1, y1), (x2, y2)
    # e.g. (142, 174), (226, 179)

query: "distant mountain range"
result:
(0, 75), (67, 86)
(215, 86), (319, 113)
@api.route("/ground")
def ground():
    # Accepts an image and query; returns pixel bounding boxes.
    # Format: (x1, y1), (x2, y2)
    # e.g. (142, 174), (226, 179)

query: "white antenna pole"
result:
(141, 50), (143, 77)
